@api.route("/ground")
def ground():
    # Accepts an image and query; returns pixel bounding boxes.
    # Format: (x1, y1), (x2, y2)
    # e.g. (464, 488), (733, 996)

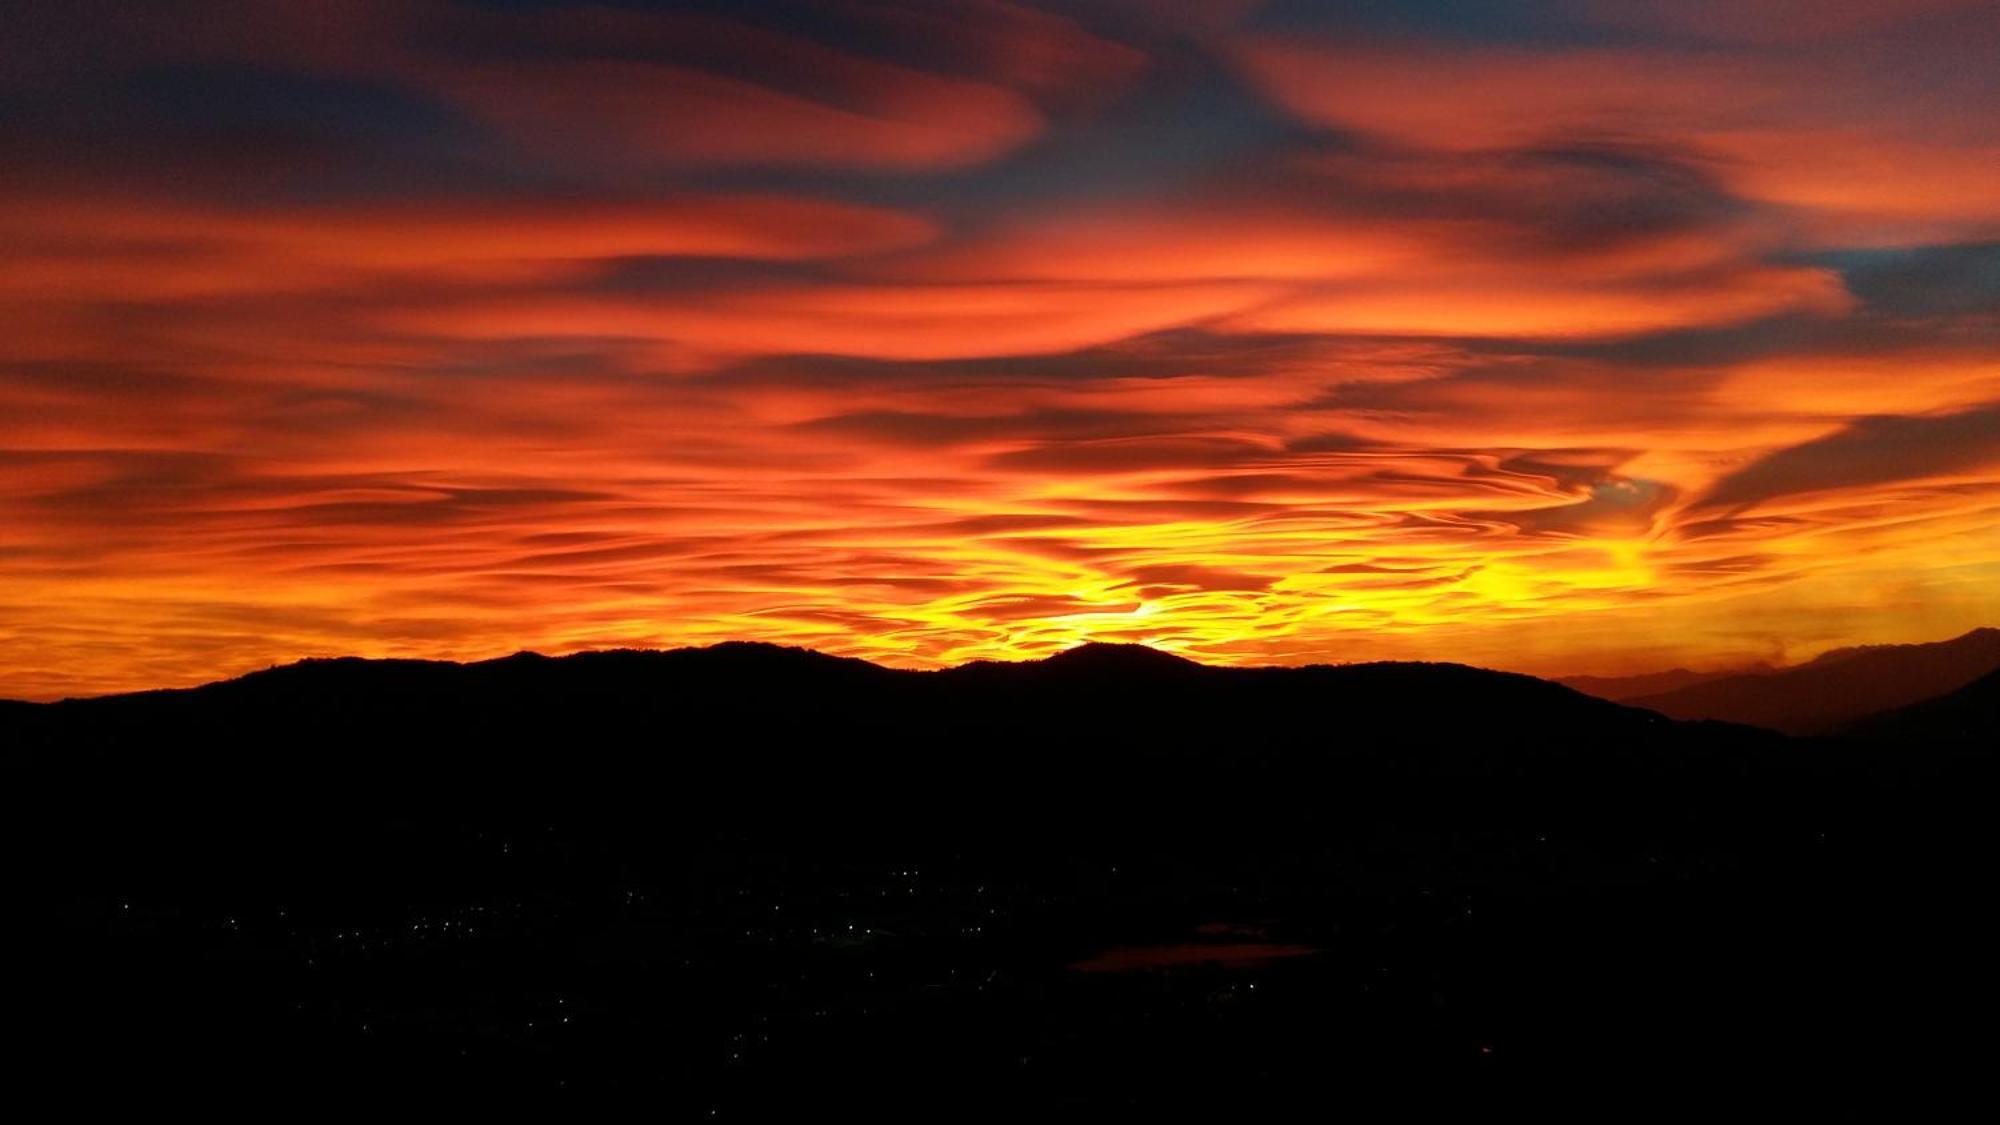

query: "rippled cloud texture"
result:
(4, 0), (1998, 696)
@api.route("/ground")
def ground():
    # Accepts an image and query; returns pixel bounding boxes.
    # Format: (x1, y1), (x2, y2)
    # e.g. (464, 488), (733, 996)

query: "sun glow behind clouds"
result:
(2, 0), (1999, 697)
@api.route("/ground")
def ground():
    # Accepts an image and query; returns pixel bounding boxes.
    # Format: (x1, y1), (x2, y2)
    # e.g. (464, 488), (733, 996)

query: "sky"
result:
(3, 0), (1998, 698)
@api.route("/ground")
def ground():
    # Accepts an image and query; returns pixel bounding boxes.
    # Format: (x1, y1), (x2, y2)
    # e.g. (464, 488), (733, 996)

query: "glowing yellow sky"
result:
(2, 1), (1998, 698)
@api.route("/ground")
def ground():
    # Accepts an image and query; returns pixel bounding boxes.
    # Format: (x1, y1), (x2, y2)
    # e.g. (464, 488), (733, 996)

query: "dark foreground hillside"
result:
(6, 643), (1994, 1110)
(1849, 664), (2000, 742)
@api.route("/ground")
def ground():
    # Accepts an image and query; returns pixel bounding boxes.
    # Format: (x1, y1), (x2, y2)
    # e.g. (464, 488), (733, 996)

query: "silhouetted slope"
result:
(1030, 641), (1204, 674)
(1627, 627), (2000, 734)
(0, 697), (50, 739)
(5, 643), (1720, 866)
(2, 640), (1682, 764)
(1559, 666), (1762, 702)
(1848, 666), (2000, 742)
(8, 639), (1994, 1108)
(138, 641), (892, 705)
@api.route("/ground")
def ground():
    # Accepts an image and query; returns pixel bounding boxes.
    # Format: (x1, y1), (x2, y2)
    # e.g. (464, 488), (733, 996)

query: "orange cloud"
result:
(384, 281), (1279, 361)
(0, 194), (937, 299)
(1227, 265), (1852, 340)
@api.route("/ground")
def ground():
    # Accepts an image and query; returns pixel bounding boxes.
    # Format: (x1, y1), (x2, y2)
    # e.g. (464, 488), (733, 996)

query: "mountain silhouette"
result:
(1624, 627), (2000, 734)
(1026, 640), (1204, 674)
(9, 636), (1995, 1108)
(1558, 664), (1767, 702)
(5, 640), (1683, 761)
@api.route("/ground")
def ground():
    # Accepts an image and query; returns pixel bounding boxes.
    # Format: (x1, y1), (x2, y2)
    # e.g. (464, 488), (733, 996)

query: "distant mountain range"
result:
(8, 629), (1996, 740)
(1556, 665), (1769, 702)
(5, 639), (1682, 763)
(1602, 627), (2000, 735)
(6, 638), (1778, 858)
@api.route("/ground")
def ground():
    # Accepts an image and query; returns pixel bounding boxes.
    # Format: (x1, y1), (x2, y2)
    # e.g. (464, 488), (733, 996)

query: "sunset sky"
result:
(4, 0), (1999, 698)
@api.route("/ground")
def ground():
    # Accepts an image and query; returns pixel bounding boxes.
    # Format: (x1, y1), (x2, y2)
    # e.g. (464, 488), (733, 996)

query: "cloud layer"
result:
(3, 0), (1999, 697)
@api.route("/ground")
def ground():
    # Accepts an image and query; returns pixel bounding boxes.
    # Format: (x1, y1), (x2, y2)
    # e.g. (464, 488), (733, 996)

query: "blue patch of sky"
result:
(1242, 0), (1614, 47)
(116, 65), (524, 202)
(1808, 244), (2000, 318)
(670, 47), (1323, 226)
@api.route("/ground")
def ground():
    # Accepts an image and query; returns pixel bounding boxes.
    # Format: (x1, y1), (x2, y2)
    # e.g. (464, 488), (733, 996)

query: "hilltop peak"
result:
(1037, 642), (1201, 672)
(1796, 625), (2000, 671)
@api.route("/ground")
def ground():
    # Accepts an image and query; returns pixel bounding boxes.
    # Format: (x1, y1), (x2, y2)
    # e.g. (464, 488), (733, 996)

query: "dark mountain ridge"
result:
(1848, 665), (2000, 742)
(7, 637), (1994, 1108)
(15, 639), (1567, 705)
(1557, 665), (1767, 702)
(20, 629), (1990, 737)
(1625, 626), (2000, 734)
(6, 640), (1686, 768)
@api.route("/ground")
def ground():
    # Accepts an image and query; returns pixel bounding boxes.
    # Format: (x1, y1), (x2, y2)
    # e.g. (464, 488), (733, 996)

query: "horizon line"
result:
(11, 625), (1995, 706)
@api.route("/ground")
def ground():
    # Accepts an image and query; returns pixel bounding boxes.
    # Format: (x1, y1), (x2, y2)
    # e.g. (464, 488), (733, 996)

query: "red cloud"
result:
(436, 57), (1044, 173)
(0, 194), (937, 300)
(1235, 26), (2000, 243)
(385, 280), (1278, 361)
